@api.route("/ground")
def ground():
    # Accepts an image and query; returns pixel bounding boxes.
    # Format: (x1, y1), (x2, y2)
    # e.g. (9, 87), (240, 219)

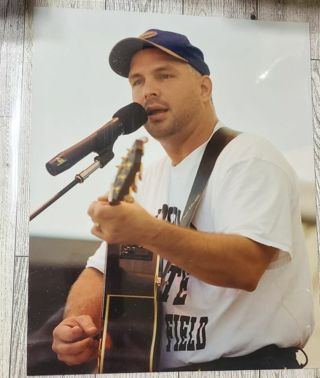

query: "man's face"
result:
(128, 48), (204, 141)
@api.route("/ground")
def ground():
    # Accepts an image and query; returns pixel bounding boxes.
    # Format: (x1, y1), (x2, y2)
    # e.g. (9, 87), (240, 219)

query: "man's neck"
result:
(161, 115), (219, 166)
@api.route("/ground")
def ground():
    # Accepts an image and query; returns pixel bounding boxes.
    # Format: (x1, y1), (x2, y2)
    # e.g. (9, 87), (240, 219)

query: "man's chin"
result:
(144, 122), (159, 136)
(144, 123), (169, 140)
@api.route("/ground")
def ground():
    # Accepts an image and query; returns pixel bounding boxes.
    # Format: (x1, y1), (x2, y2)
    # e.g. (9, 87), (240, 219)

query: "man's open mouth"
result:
(147, 107), (168, 116)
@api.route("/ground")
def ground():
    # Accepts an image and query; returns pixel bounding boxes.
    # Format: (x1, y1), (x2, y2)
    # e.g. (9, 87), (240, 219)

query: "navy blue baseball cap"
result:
(109, 29), (210, 77)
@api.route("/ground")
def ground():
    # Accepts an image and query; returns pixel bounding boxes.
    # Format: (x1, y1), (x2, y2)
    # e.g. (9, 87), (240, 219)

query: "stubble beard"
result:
(144, 116), (182, 141)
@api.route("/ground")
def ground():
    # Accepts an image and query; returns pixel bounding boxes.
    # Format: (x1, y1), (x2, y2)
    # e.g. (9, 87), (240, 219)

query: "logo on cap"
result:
(139, 31), (158, 40)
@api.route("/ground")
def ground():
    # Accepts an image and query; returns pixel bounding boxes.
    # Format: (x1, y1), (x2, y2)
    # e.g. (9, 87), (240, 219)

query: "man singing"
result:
(52, 29), (314, 371)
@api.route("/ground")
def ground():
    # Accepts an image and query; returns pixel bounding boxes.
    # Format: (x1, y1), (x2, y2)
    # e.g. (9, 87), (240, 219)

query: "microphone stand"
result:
(29, 146), (115, 221)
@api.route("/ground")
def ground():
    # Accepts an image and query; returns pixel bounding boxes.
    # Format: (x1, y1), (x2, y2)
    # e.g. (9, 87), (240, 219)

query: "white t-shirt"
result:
(87, 121), (314, 369)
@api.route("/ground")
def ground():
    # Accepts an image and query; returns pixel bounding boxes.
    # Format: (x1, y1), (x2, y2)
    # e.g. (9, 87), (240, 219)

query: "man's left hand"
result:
(87, 195), (158, 245)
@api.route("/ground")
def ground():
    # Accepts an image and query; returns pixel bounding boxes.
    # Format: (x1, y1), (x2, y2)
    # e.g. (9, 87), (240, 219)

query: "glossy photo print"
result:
(28, 8), (319, 375)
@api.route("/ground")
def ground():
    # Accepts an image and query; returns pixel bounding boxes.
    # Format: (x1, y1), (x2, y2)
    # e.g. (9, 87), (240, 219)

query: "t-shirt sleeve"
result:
(86, 241), (107, 273)
(213, 157), (295, 268)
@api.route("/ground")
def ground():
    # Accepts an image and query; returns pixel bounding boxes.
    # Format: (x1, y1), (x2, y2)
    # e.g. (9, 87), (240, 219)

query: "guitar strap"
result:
(160, 126), (241, 282)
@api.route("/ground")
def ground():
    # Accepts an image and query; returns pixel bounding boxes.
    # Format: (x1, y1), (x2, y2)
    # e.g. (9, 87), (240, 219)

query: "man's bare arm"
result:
(63, 267), (104, 326)
(52, 267), (104, 366)
(142, 221), (277, 291)
(88, 199), (278, 292)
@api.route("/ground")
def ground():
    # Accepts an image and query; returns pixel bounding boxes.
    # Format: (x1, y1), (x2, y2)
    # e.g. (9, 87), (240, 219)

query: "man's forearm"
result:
(88, 200), (278, 291)
(144, 219), (277, 291)
(64, 267), (104, 328)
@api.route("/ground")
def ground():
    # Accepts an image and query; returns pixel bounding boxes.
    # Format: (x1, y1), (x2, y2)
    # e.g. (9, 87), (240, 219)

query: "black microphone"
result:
(46, 102), (147, 176)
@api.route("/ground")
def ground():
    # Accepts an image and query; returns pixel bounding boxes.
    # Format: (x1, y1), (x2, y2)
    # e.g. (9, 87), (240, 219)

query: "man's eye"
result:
(132, 79), (142, 87)
(159, 73), (173, 80)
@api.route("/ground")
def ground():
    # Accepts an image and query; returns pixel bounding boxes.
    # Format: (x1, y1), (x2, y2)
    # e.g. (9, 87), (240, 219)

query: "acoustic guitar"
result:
(97, 138), (161, 373)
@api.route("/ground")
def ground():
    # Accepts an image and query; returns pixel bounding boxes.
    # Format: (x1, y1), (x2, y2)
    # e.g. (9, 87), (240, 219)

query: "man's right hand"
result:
(52, 315), (99, 366)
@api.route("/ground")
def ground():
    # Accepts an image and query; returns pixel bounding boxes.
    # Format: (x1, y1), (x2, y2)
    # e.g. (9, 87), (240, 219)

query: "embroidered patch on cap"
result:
(139, 30), (158, 40)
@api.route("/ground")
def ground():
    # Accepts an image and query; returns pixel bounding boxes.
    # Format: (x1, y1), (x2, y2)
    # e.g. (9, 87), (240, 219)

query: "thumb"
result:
(74, 315), (98, 337)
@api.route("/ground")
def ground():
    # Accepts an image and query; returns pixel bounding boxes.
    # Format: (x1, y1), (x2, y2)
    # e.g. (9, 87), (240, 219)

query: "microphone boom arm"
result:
(29, 146), (115, 221)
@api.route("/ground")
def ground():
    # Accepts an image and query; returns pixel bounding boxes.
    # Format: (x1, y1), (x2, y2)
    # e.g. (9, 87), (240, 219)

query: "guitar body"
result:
(98, 244), (161, 373)
(96, 139), (162, 373)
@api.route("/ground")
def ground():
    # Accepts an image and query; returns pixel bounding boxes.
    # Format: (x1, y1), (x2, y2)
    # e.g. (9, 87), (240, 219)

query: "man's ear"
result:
(200, 75), (213, 102)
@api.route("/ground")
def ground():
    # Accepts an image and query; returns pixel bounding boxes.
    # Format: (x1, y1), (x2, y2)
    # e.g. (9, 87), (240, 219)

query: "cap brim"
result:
(109, 37), (187, 78)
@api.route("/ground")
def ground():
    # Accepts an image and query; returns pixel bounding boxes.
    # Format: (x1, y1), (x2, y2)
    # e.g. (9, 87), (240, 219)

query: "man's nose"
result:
(143, 79), (159, 99)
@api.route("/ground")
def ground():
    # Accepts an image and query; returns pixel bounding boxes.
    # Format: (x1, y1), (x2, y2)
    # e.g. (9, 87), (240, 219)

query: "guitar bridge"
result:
(120, 245), (153, 261)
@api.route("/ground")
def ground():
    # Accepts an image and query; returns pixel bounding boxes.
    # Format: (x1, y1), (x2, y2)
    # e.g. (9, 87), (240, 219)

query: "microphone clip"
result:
(94, 145), (115, 169)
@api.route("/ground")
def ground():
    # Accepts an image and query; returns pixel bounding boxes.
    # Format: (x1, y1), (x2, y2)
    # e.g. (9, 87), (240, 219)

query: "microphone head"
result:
(113, 102), (148, 134)
(45, 103), (147, 176)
